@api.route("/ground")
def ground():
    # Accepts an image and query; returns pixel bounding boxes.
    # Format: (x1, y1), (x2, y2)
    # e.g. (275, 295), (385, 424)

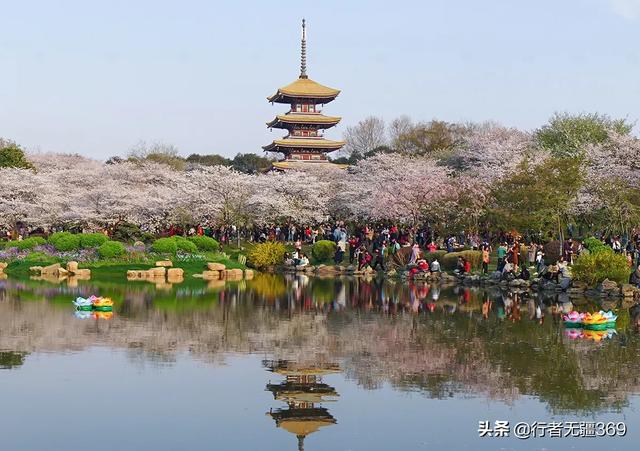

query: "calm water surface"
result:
(1, 274), (640, 451)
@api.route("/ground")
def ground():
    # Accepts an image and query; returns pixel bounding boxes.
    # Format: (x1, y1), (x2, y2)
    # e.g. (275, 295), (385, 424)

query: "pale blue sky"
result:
(1, 0), (639, 159)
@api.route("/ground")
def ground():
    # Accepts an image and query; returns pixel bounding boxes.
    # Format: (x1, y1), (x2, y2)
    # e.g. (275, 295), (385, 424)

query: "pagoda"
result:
(264, 359), (340, 451)
(264, 19), (345, 170)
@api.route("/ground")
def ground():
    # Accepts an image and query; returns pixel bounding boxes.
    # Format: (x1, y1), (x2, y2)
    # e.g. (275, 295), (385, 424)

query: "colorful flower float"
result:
(74, 310), (93, 319)
(92, 311), (113, 320)
(564, 328), (583, 340)
(583, 328), (617, 342)
(582, 310), (617, 330)
(72, 296), (113, 312)
(562, 311), (585, 328)
(73, 296), (94, 311)
(92, 297), (113, 311)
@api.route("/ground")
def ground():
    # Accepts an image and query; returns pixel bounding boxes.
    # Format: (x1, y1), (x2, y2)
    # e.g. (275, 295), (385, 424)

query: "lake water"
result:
(1, 274), (639, 451)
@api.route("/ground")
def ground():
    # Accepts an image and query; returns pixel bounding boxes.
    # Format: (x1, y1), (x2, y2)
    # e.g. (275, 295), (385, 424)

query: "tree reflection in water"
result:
(1, 275), (640, 414)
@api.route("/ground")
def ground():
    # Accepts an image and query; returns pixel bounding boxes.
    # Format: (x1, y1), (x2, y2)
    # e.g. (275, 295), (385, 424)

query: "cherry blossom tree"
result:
(0, 119), (636, 237)
(450, 124), (536, 180)
(346, 153), (455, 226)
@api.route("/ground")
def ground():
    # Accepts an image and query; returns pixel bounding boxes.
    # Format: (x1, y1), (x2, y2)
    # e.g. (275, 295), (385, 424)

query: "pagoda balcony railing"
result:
(286, 134), (324, 139)
(288, 109), (322, 115)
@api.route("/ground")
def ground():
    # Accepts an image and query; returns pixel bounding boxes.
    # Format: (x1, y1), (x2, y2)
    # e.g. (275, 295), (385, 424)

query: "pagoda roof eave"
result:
(269, 161), (349, 172)
(267, 93), (339, 104)
(263, 138), (345, 153)
(267, 77), (340, 103)
(266, 114), (341, 129)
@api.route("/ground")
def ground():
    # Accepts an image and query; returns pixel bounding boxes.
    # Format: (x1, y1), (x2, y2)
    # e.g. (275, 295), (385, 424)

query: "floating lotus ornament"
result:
(73, 297), (94, 311)
(72, 296), (114, 313)
(92, 311), (113, 320)
(562, 311), (584, 328)
(582, 310), (617, 330)
(92, 297), (113, 312)
(564, 328), (583, 339)
(74, 310), (92, 319)
(583, 329), (616, 342)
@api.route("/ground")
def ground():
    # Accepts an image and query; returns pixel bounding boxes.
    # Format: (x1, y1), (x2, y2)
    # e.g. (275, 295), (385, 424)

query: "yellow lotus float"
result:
(582, 310), (617, 330)
(582, 329), (616, 342)
(92, 297), (113, 312)
(92, 311), (113, 320)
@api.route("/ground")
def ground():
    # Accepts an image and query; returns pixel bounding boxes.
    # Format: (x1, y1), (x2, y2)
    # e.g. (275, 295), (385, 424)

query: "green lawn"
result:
(2, 251), (246, 280)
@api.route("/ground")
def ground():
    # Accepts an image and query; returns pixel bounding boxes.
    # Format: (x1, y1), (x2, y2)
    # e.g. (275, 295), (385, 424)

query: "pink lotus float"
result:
(563, 310), (617, 330)
(564, 328), (583, 340)
(562, 311), (585, 327)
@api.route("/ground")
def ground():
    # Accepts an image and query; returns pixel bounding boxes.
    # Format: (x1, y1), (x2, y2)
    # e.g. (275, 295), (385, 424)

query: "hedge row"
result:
(1, 233), (220, 257)
(441, 250), (483, 271)
(151, 236), (219, 254)
(1, 237), (46, 250)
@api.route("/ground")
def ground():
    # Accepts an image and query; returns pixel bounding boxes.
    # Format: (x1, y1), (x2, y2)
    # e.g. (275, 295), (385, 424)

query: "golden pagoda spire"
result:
(300, 18), (307, 79)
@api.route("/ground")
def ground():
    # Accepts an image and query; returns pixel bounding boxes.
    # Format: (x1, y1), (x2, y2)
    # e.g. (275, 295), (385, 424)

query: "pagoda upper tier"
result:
(267, 78), (340, 104)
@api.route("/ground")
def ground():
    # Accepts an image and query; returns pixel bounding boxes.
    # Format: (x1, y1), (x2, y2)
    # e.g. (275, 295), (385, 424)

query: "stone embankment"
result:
(127, 261), (254, 289)
(281, 263), (639, 300)
(452, 271), (639, 300)
(29, 262), (91, 286)
(282, 263), (457, 282)
(192, 262), (254, 281)
(127, 260), (185, 287)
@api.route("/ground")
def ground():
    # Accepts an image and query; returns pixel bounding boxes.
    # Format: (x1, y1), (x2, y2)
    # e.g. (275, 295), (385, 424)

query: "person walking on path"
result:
(511, 241), (520, 272)
(408, 243), (420, 265)
(528, 243), (537, 267)
(482, 247), (490, 274)
(334, 239), (346, 264)
(497, 242), (508, 268)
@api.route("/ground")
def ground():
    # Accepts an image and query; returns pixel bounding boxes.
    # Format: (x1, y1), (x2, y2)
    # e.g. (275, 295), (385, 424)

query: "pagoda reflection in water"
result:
(264, 359), (340, 451)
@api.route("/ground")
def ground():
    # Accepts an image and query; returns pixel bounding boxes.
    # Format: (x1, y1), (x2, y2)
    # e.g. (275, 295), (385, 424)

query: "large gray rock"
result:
(621, 283), (637, 298)
(571, 280), (588, 290)
(599, 278), (618, 291)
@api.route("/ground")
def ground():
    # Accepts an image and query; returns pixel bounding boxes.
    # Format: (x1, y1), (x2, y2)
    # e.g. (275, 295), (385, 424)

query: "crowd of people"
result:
(7, 219), (640, 287)
(262, 223), (640, 287)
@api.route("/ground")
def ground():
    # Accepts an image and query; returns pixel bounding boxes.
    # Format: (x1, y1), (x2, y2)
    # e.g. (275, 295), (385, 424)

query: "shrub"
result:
(312, 240), (336, 261)
(5, 237), (46, 250)
(174, 237), (198, 253)
(583, 237), (608, 254)
(48, 232), (81, 251)
(98, 240), (126, 258)
(442, 250), (483, 271)
(152, 238), (178, 254)
(188, 236), (220, 252)
(571, 248), (629, 286)
(248, 242), (286, 270)
(423, 250), (447, 264)
(390, 246), (415, 267)
(79, 233), (109, 248)
(111, 222), (142, 242)
(140, 232), (156, 244)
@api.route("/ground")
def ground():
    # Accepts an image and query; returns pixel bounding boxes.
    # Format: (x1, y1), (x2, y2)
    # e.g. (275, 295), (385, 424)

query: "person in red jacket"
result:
(348, 236), (359, 264)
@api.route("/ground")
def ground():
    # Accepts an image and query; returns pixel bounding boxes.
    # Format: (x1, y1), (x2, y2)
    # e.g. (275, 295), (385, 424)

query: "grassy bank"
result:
(3, 252), (246, 280)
